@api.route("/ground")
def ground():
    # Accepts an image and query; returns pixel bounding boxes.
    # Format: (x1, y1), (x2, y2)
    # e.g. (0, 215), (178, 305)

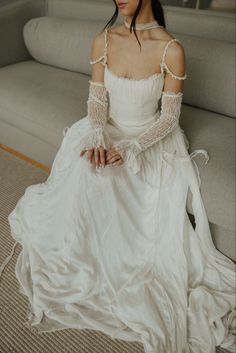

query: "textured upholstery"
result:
(182, 105), (235, 232)
(0, 0), (46, 68)
(23, 16), (106, 75)
(0, 61), (89, 148)
(178, 34), (235, 118)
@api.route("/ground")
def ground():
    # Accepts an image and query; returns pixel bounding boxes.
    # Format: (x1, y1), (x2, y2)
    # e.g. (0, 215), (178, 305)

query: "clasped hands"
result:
(80, 146), (124, 168)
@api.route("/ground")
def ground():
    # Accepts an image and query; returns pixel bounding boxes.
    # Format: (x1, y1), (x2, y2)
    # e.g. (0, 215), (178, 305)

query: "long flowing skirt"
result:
(4, 115), (236, 353)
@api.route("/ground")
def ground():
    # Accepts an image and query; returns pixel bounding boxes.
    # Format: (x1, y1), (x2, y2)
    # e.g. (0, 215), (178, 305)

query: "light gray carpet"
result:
(0, 148), (230, 353)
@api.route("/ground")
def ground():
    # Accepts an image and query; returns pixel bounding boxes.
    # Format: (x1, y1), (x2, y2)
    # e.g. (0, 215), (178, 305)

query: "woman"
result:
(1, 1), (235, 352)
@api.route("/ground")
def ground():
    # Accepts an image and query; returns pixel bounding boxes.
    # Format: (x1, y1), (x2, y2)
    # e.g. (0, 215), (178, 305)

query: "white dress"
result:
(1, 29), (235, 353)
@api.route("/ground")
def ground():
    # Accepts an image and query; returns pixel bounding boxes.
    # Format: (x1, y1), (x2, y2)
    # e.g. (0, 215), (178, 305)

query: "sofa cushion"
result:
(0, 60), (89, 148)
(181, 104), (235, 233)
(209, 222), (235, 261)
(23, 16), (106, 75)
(0, 60), (234, 234)
(47, 0), (114, 24)
(178, 33), (235, 118)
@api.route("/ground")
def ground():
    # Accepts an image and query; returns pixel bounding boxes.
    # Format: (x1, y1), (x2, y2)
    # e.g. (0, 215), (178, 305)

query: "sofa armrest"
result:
(0, 0), (46, 68)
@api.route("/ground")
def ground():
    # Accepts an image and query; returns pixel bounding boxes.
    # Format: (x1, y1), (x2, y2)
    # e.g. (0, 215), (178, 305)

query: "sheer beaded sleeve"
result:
(78, 29), (112, 151)
(111, 91), (184, 174)
(78, 80), (112, 151)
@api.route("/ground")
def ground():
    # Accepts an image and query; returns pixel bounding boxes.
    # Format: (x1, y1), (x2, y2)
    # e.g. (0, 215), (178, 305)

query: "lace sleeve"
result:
(78, 80), (112, 151)
(111, 91), (183, 174)
(87, 81), (108, 128)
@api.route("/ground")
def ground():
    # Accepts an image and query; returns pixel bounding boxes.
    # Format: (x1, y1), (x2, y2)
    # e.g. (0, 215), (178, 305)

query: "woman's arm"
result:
(161, 39), (186, 93)
(79, 31), (112, 168)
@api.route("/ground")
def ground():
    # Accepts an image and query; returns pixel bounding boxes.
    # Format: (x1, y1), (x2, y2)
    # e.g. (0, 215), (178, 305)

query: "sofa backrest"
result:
(0, 0), (47, 67)
(46, 0), (235, 42)
(178, 33), (235, 118)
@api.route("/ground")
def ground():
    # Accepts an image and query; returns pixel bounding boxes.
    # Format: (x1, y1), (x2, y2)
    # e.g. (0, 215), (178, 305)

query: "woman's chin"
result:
(119, 9), (131, 15)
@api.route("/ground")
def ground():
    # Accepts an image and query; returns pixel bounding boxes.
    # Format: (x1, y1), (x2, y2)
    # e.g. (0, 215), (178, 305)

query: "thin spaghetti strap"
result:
(103, 28), (109, 66)
(160, 38), (187, 80)
(89, 28), (109, 67)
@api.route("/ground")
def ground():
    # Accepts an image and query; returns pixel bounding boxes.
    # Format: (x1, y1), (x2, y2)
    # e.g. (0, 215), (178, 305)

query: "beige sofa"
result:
(0, 0), (235, 261)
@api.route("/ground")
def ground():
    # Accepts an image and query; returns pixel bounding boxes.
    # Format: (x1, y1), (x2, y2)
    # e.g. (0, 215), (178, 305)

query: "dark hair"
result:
(102, 0), (166, 50)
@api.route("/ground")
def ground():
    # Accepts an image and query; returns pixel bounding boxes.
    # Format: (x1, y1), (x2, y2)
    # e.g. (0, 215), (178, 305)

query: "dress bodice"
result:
(104, 64), (165, 131)
(90, 27), (187, 135)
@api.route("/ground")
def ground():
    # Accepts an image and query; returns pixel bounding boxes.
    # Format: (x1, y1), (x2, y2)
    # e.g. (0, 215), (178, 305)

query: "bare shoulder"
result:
(153, 27), (185, 54)
(90, 30), (106, 61)
(93, 30), (106, 44)
(90, 30), (107, 83)
(154, 28), (186, 76)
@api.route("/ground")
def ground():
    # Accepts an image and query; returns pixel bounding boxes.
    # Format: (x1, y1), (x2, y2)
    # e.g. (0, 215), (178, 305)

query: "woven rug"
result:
(0, 147), (230, 353)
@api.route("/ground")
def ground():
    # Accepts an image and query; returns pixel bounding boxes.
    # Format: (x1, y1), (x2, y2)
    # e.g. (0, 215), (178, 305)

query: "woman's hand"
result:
(80, 147), (124, 167)
(80, 146), (106, 168)
(106, 148), (124, 166)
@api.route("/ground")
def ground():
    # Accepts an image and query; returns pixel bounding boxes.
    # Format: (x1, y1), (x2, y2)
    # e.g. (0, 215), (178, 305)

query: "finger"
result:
(94, 147), (99, 167)
(92, 155), (96, 167)
(106, 151), (113, 161)
(87, 149), (93, 163)
(112, 159), (123, 166)
(109, 155), (121, 164)
(106, 155), (117, 164)
(80, 150), (86, 157)
(106, 151), (119, 162)
(106, 149), (116, 156)
(99, 147), (106, 167)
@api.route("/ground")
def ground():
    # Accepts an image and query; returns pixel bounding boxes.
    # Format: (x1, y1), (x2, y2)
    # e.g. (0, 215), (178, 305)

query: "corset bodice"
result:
(104, 64), (165, 135)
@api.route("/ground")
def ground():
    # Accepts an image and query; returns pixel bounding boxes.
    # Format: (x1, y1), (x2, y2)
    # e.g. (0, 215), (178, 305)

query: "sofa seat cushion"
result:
(0, 60), (89, 148)
(209, 222), (235, 261)
(181, 104), (235, 233)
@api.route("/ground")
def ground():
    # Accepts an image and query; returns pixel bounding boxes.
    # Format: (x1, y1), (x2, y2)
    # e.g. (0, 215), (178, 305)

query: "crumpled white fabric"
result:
(2, 67), (235, 353)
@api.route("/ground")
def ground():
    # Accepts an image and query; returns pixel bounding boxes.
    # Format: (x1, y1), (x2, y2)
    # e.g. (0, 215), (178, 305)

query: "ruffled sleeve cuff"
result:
(111, 138), (143, 174)
(78, 126), (113, 151)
